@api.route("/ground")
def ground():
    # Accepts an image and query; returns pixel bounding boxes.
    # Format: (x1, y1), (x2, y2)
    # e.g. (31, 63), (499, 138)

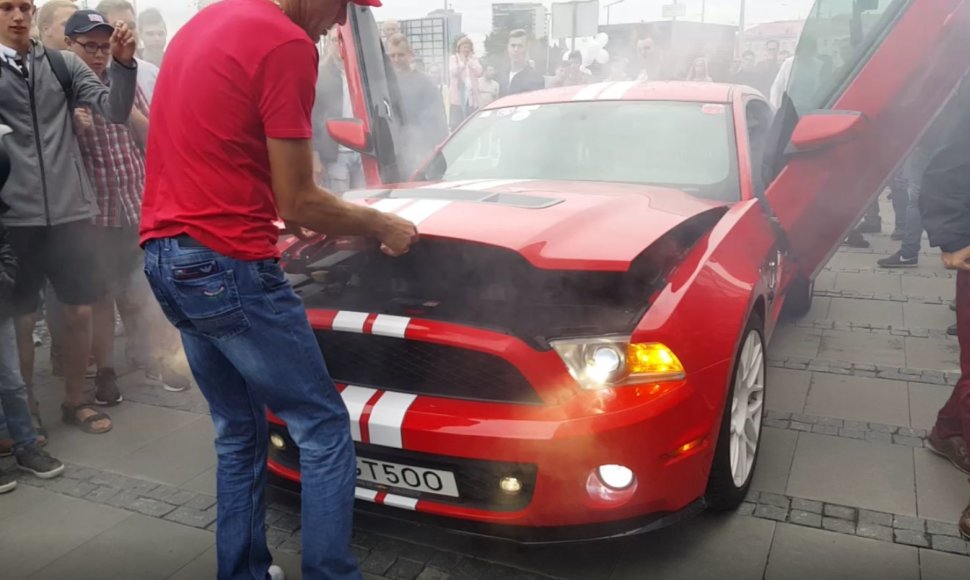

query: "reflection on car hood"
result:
(347, 179), (727, 271)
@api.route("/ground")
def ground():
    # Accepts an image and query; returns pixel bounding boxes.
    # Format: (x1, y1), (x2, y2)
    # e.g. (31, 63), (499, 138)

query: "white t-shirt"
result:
(136, 57), (160, 104)
(0, 42), (28, 74)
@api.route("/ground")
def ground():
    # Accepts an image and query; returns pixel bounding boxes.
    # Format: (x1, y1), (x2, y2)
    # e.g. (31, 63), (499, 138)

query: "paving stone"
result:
(926, 521), (962, 537)
(85, 485), (121, 504)
(823, 504), (857, 521)
(791, 498), (824, 514)
(865, 431), (894, 445)
(265, 528), (289, 548)
(789, 510), (823, 528)
(859, 510), (893, 527)
(104, 490), (143, 509)
(816, 417), (845, 428)
(361, 551), (398, 576)
(897, 427), (928, 438)
(183, 494), (216, 511)
(49, 478), (98, 498)
(166, 490), (200, 506)
(790, 421), (813, 432)
(271, 513), (301, 533)
(387, 558), (426, 580)
(426, 551), (462, 571)
(350, 544), (370, 563)
(452, 558), (491, 580)
(868, 423), (898, 434)
(856, 523), (894, 542)
(822, 517), (856, 534)
(894, 515), (925, 532)
(893, 529), (929, 548)
(416, 568), (451, 580)
(141, 484), (180, 502)
(839, 428), (866, 440)
(930, 535), (970, 556)
(791, 414), (819, 424)
(737, 501), (755, 516)
(759, 492), (791, 508)
(892, 435), (925, 448)
(766, 410), (792, 421)
(844, 420), (869, 430)
(754, 504), (788, 522)
(811, 424), (841, 436)
(63, 465), (99, 480)
(278, 539), (302, 554)
(129, 497), (178, 518)
(164, 506), (217, 529)
(265, 508), (286, 527)
(765, 418), (790, 429)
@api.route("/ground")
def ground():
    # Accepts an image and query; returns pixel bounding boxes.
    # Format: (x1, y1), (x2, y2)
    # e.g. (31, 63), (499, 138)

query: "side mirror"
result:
(326, 118), (369, 153)
(790, 111), (866, 152)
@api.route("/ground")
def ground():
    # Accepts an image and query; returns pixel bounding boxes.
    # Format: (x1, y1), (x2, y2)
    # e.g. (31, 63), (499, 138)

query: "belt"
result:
(173, 234), (206, 248)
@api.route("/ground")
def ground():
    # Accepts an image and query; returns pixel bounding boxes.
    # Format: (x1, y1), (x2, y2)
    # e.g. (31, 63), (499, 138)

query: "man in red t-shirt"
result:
(139, 1), (413, 579)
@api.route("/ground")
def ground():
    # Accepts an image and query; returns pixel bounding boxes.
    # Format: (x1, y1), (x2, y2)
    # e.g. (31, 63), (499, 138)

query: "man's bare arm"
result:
(267, 138), (417, 255)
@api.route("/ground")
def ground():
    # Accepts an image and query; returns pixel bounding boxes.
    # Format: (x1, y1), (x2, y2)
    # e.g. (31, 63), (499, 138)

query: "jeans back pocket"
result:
(169, 262), (250, 341)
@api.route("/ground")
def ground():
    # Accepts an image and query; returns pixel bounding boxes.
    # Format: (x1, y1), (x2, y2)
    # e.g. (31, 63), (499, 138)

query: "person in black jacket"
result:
(497, 29), (546, 97)
(918, 77), (970, 541)
(0, 125), (66, 494)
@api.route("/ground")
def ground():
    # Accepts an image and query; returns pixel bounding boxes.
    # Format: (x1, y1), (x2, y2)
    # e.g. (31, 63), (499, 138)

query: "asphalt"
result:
(1, 194), (969, 580)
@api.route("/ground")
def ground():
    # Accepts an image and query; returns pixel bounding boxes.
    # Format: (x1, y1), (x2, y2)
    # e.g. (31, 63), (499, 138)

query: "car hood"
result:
(347, 179), (728, 271)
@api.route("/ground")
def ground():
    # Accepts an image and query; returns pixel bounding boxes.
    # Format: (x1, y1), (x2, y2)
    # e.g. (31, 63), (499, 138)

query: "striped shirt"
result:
(76, 75), (150, 228)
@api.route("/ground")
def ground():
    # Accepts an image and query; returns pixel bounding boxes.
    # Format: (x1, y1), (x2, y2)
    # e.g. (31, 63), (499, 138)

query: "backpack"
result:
(45, 49), (74, 108)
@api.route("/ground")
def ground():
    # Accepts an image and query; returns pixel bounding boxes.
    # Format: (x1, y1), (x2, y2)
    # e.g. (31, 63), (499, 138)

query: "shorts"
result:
(93, 226), (144, 295)
(6, 221), (104, 316)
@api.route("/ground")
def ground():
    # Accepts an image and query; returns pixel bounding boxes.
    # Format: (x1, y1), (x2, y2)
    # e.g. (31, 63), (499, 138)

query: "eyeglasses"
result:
(73, 41), (111, 55)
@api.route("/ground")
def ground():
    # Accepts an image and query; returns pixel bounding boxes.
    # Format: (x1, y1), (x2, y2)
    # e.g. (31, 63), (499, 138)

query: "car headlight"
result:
(552, 337), (685, 390)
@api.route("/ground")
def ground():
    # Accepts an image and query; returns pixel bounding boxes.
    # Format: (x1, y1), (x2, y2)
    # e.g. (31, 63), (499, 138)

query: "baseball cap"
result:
(64, 10), (115, 38)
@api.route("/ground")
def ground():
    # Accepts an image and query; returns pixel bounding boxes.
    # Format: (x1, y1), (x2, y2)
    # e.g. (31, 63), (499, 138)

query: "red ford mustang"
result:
(267, 1), (970, 542)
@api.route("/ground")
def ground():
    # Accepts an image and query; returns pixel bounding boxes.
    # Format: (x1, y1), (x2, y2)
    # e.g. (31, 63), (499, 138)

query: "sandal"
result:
(61, 403), (113, 435)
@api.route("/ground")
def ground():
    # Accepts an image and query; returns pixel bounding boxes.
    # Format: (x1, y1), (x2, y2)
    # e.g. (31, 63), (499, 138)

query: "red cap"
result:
(350, 0), (383, 6)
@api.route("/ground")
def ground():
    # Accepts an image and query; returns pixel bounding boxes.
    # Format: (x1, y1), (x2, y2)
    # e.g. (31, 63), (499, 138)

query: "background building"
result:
(492, 2), (549, 39)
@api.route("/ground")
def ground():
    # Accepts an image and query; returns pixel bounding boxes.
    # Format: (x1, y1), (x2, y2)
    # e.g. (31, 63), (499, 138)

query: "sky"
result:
(117, 0), (817, 39)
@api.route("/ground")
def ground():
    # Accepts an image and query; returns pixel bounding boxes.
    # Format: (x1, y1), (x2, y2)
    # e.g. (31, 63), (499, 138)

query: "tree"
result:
(483, 30), (510, 69)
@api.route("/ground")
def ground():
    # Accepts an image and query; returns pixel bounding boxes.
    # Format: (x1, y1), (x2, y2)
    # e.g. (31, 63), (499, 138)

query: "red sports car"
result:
(267, 1), (970, 541)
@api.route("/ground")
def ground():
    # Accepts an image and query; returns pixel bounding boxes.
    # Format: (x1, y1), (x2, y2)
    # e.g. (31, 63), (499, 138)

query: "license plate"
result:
(356, 457), (459, 498)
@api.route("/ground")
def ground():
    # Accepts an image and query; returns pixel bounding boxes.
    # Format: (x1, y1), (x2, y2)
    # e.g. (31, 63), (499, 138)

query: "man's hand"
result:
(111, 22), (137, 66)
(284, 220), (316, 240)
(73, 108), (94, 134)
(377, 213), (419, 257)
(941, 245), (970, 271)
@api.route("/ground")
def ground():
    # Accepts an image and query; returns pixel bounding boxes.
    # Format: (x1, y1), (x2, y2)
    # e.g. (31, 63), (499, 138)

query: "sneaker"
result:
(927, 429), (970, 474)
(857, 220), (882, 234)
(948, 323), (958, 336)
(890, 229), (905, 241)
(32, 330), (43, 347)
(94, 368), (124, 407)
(269, 565), (285, 580)
(0, 470), (17, 494)
(877, 252), (918, 268)
(842, 231), (870, 248)
(15, 444), (65, 479)
(145, 362), (192, 393)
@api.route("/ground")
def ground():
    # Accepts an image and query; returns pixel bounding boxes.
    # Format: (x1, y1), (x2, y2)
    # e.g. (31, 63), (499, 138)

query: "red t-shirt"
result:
(139, 0), (318, 260)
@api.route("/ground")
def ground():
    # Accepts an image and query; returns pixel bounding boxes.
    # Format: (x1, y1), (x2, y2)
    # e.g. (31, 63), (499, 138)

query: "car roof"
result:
(484, 81), (751, 110)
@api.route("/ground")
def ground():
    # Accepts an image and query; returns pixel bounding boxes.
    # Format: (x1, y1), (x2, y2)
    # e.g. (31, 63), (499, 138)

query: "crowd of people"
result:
(1, 0), (968, 577)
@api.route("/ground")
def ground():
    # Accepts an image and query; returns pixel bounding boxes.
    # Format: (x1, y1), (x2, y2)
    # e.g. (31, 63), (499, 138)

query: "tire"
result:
(705, 314), (766, 511)
(783, 276), (814, 318)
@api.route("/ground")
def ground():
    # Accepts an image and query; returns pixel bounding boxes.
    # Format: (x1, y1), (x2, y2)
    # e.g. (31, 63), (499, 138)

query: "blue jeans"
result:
(143, 239), (359, 580)
(0, 317), (38, 450)
(899, 148), (930, 259)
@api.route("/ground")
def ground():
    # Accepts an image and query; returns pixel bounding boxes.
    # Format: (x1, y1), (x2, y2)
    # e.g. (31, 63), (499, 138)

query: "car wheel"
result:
(783, 276), (814, 318)
(705, 314), (766, 511)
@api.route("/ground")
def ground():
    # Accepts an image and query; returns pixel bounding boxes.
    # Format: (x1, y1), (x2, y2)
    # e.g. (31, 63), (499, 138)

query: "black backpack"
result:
(46, 49), (75, 107)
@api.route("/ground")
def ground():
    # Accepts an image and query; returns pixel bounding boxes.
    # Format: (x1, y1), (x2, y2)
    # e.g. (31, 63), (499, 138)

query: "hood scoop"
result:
(345, 188), (563, 210)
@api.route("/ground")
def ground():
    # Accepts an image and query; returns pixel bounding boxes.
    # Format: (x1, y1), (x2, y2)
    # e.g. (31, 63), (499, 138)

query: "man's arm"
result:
(267, 138), (416, 255)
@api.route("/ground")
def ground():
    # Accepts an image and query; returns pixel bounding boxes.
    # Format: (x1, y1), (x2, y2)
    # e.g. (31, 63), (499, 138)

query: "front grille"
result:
(268, 427), (537, 512)
(315, 331), (542, 404)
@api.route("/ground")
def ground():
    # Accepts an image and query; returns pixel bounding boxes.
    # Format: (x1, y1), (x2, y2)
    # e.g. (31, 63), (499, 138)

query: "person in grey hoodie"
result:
(0, 0), (137, 436)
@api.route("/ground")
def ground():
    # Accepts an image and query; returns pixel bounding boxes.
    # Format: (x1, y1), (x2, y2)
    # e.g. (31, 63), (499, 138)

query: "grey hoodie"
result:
(0, 40), (137, 227)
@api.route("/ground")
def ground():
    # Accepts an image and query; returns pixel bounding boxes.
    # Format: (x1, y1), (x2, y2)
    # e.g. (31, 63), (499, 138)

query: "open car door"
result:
(330, 6), (407, 187)
(762, 0), (970, 278)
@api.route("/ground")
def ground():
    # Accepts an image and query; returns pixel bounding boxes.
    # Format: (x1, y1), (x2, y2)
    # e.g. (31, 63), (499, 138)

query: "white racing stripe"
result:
(340, 386), (379, 442)
(458, 179), (529, 191)
(598, 80), (638, 100)
(397, 199), (451, 226)
(371, 315), (410, 339)
(383, 494), (419, 510)
(572, 83), (610, 101)
(355, 487), (379, 502)
(368, 392), (418, 448)
(332, 311), (369, 333)
(372, 198), (412, 213)
(420, 179), (484, 190)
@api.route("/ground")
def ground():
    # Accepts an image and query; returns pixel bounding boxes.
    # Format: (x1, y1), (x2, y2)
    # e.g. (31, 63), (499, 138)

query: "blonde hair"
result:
(454, 36), (473, 54)
(37, 0), (77, 35)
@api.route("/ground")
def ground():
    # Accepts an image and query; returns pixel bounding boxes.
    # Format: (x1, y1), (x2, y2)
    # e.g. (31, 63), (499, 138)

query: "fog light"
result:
(499, 476), (522, 495)
(597, 464), (634, 490)
(269, 433), (286, 450)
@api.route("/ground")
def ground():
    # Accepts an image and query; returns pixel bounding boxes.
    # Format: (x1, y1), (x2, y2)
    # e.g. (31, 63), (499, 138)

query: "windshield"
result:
(430, 100), (739, 201)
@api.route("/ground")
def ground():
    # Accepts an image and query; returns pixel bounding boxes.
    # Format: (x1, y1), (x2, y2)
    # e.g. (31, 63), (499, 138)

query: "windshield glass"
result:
(432, 100), (739, 200)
